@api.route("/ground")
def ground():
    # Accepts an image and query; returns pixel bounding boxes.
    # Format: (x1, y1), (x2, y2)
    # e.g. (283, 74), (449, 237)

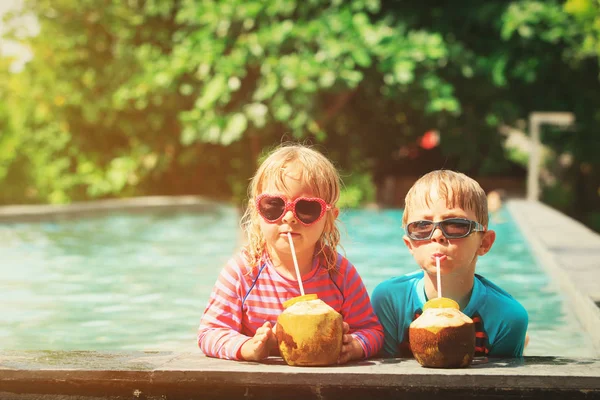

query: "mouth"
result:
(431, 254), (447, 262)
(281, 232), (300, 237)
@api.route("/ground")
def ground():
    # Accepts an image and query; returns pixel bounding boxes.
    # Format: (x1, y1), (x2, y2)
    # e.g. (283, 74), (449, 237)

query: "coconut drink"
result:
(409, 297), (475, 368)
(409, 256), (475, 368)
(276, 294), (343, 366)
(275, 233), (343, 366)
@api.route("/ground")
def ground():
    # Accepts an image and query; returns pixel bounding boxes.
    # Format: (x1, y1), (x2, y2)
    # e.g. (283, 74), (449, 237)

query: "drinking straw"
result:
(287, 232), (305, 296)
(436, 256), (442, 298)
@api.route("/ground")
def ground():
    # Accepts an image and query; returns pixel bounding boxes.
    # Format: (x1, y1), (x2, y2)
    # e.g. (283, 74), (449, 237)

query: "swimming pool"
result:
(0, 204), (592, 356)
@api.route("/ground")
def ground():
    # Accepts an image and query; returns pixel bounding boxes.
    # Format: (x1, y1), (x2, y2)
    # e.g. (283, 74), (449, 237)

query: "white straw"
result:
(436, 257), (442, 298)
(287, 232), (305, 296)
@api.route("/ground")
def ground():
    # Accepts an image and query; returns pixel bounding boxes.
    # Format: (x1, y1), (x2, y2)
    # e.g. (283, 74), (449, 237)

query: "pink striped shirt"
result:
(198, 252), (383, 360)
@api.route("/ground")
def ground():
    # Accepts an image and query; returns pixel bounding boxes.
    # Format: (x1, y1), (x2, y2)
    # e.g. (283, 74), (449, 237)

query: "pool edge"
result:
(507, 199), (600, 356)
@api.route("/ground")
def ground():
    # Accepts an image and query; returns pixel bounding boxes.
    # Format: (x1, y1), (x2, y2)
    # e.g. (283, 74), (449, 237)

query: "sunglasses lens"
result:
(440, 219), (471, 238)
(295, 199), (323, 224)
(258, 196), (286, 221)
(407, 221), (434, 240)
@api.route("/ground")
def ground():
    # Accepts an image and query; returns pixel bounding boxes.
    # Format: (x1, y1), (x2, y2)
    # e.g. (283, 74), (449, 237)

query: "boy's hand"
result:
(240, 321), (276, 361)
(337, 322), (365, 364)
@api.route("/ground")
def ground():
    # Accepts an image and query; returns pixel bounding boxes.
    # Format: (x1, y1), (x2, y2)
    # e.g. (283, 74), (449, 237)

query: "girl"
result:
(198, 144), (383, 363)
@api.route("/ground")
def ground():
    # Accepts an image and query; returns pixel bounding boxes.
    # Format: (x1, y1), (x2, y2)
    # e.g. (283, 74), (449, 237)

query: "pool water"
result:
(0, 205), (593, 356)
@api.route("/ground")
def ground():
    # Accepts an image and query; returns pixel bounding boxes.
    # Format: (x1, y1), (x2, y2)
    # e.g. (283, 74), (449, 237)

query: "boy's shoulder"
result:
(474, 274), (528, 319)
(475, 274), (518, 301)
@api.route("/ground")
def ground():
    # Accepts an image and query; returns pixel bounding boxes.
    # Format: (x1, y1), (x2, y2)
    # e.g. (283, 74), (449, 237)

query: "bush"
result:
(338, 171), (376, 209)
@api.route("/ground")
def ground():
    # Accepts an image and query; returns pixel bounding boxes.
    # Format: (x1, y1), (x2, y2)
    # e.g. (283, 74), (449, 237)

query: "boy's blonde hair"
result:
(241, 143), (341, 271)
(402, 170), (489, 228)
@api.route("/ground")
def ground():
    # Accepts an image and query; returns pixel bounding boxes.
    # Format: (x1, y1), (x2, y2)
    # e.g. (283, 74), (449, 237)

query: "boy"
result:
(371, 170), (528, 358)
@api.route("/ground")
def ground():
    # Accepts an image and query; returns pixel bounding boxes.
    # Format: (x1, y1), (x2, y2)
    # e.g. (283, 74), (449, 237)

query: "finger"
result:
(341, 342), (353, 354)
(342, 333), (352, 344)
(259, 336), (270, 346)
(342, 322), (350, 334)
(250, 335), (268, 351)
(255, 328), (267, 337)
(261, 321), (276, 337)
(259, 332), (272, 343)
(337, 349), (351, 365)
(254, 330), (268, 341)
(338, 340), (359, 364)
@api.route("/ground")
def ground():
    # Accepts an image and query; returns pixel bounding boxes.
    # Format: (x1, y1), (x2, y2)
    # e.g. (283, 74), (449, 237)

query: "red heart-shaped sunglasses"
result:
(255, 194), (332, 226)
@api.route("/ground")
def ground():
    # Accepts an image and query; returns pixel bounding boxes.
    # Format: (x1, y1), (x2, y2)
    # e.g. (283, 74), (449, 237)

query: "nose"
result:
(281, 209), (297, 224)
(430, 225), (446, 242)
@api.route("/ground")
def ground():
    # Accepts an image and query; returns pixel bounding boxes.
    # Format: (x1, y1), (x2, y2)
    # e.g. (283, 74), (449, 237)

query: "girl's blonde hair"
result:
(402, 170), (489, 228)
(241, 143), (341, 271)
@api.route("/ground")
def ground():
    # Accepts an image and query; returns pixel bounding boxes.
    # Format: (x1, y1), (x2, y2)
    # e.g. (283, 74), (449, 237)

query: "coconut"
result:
(409, 304), (475, 368)
(276, 296), (343, 366)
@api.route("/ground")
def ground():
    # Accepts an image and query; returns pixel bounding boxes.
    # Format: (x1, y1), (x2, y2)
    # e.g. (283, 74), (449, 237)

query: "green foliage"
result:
(0, 0), (597, 233)
(122, 0), (453, 148)
(500, 0), (600, 226)
(338, 171), (376, 209)
(587, 211), (600, 233)
(542, 181), (575, 212)
(505, 148), (529, 168)
(0, 0), (452, 204)
(502, 0), (600, 62)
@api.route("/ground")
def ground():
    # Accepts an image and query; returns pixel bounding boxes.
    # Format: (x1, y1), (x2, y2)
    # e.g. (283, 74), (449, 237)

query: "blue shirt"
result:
(371, 270), (528, 358)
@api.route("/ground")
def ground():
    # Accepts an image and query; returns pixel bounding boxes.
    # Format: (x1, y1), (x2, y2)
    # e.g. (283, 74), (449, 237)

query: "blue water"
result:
(0, 205), (592, 356)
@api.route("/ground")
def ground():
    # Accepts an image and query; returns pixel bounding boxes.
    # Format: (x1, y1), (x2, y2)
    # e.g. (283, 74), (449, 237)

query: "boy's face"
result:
(403, 189), (495, 279)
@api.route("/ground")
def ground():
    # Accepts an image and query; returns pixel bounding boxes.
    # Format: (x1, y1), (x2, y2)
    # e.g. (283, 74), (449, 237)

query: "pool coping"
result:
(507, 199), (600, 355)
(1, 351), (599, 399)
(0, 195), (224, 222)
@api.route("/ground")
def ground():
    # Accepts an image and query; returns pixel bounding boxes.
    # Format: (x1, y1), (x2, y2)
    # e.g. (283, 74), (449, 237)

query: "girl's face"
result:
(257, 163), (332, 262)
(403, 188), (495, 279)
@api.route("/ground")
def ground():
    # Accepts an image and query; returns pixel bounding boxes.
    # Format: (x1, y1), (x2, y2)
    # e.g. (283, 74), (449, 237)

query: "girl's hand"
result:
(337, 322), (365, 364)
(240, 321), (277, 361)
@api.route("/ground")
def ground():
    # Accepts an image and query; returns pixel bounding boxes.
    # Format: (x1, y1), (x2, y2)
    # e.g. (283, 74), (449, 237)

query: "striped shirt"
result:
(198, 252), (384, 360)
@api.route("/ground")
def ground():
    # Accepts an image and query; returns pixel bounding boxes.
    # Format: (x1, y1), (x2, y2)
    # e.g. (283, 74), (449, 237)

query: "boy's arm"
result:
(338, 261), (384, 359)
(197, 260), (252, 360)
(488, 302), (529, 357)
(371, 281), (402, 358)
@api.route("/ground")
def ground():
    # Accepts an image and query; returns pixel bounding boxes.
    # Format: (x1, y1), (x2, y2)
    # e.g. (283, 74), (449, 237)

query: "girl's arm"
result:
(371, 281), (402, 357)
(338, 259), (384, 359)
(197, 259), (251, 360)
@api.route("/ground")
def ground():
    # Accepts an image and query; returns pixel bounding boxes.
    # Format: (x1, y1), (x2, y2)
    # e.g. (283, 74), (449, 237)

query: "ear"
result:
(332, 207), (340, 219)
(477, 229), (496, 256)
